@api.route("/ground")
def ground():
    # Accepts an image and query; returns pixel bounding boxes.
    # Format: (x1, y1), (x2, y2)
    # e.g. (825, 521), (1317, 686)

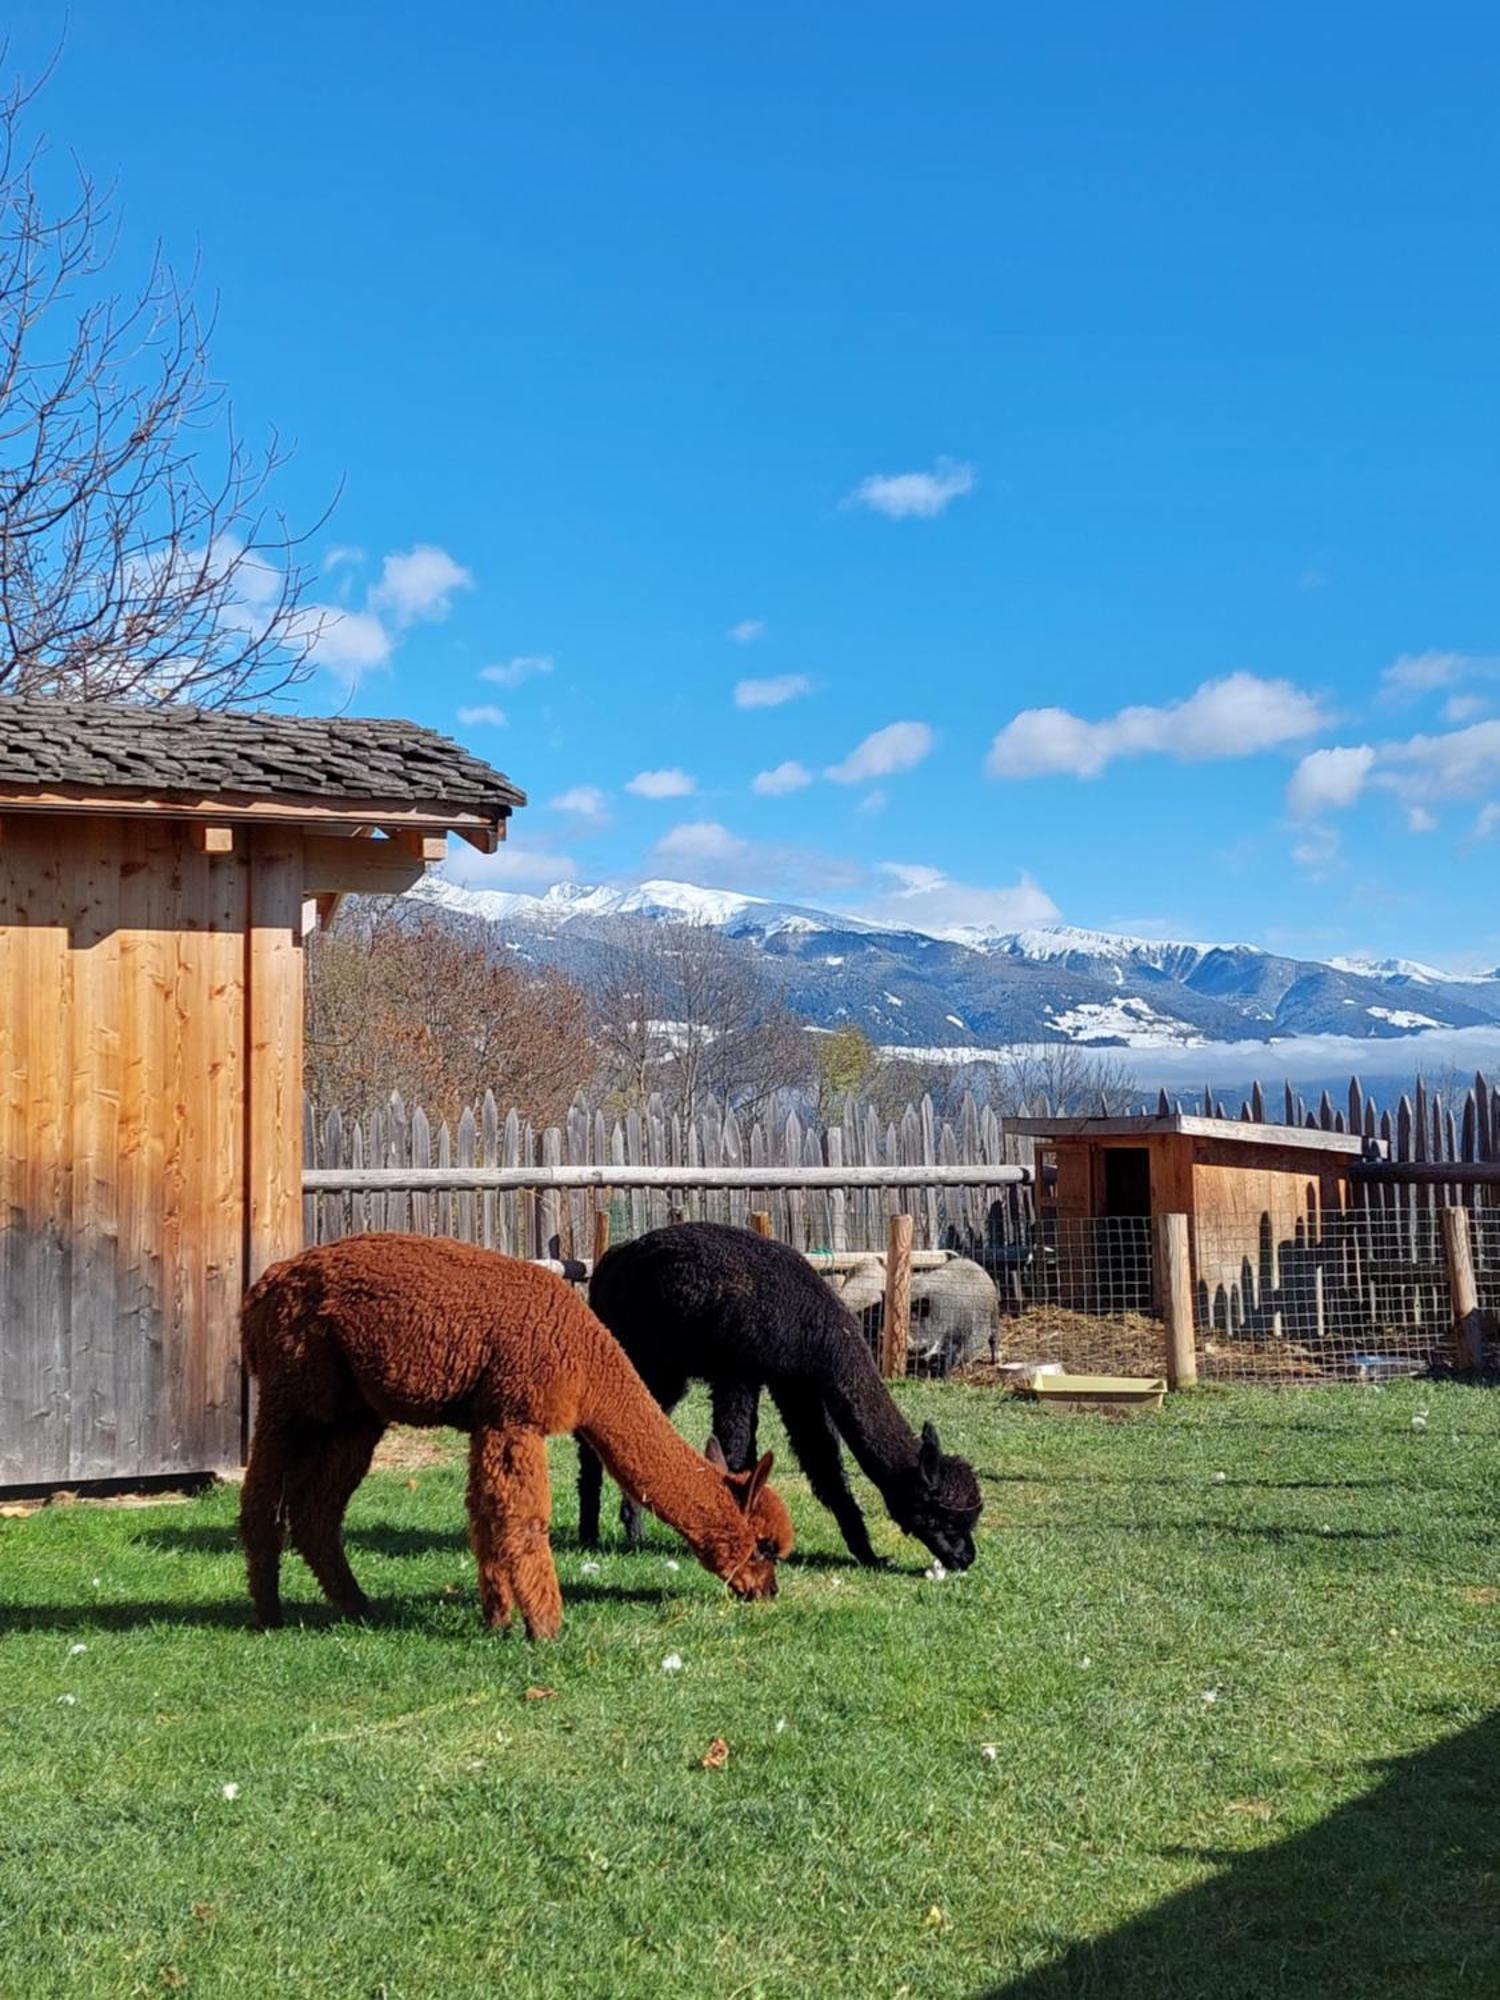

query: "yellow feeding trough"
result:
(1019, 1371), (1167, 1414)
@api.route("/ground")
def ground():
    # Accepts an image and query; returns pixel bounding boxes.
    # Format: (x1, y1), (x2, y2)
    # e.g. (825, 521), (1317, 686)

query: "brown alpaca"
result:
(240, 1234), (794, 1639)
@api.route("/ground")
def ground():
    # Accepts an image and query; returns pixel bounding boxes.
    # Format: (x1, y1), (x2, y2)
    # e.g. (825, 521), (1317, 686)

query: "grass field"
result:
(1, 1379), (1495, 1999)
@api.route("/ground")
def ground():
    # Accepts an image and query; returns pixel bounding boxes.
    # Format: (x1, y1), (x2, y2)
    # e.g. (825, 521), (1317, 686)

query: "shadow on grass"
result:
(975, 1709), (1499, 2000)
(134, 1523), (886, 1571)
(0, 1575), (677, 1636)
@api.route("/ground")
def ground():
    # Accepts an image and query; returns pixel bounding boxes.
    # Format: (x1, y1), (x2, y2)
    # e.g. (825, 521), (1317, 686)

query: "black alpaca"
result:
(579, 1222), (983, 1569)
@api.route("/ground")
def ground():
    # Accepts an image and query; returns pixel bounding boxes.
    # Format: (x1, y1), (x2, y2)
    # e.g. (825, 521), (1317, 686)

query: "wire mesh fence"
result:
(1192, 1196), (1493, 1383)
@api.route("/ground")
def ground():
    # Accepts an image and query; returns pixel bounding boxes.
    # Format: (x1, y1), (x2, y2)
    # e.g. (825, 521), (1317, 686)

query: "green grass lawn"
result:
(1, 1380), (1496, 2000)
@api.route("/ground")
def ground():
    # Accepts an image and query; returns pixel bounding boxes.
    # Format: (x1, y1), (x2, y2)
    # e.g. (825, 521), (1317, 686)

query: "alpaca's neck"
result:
(821, 1333), (921, 1498)
(575, 1329), (746, 1550)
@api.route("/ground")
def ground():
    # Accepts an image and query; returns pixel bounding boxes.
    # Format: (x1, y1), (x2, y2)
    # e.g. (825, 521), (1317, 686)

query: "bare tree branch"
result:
(0, 56), (328, 706)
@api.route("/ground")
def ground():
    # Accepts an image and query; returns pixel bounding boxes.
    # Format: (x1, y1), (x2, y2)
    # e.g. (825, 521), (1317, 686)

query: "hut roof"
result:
(1010, 1113), (1378, 1157)
(0, 696), (524, 817)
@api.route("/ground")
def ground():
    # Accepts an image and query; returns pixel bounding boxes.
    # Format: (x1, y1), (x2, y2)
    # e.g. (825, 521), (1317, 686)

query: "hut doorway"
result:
(1101, 1147), (1152, 1311)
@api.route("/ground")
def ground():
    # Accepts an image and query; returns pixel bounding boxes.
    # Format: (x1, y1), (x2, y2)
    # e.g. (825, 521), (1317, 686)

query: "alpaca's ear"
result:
(704, 1434), (730, 1473)
(918, 1420), (943, 1489)
(743, 1451), (775, 1511)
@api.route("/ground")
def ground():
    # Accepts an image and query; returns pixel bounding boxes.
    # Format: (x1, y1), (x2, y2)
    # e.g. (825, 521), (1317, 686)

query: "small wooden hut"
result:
(1012, 1112), (1380, 1311)
(0, 696), (522, 1487)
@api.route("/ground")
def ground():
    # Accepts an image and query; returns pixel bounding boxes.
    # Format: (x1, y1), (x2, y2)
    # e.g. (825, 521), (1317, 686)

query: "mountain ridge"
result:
(407, 875), (1500, 1053)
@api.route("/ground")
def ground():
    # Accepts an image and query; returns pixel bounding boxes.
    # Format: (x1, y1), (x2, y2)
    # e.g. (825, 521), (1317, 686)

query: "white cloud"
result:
(847, 457), (976, 520)
(292, 606), (393, 688)
(987, 673), (1328, 781)
(752, 761), (814, 797)
(370, 544), (474, 626)
(1286, 744), (1376, 818)
(1405, 804), (1438, 834)
(1290, 824), (1341, 871)
(1379, 650), (1497, 700)
(855, 788), (888, 815)
(727, 619), (766, 644)
(481, 655), (555, 689)
(1381, 719), (1500, 799)
(653, 820), (750, 864)
(1443, 693), (1489, 724)
(446, 841), (579, 889)
(550, 784), (609, 818)
(1475, 804), (1500, 841)
(627, 768), (697, 799)
(859, 862), (1059, 936)
(322, 544), (366, 572)
(735, 674), (813, 711)
(825, 720), (935, 785)
(457, 704), (507, 728)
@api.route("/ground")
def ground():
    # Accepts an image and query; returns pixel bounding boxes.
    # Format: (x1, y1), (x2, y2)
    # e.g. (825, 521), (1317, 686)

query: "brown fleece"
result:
(240, 1233), (793, 1639)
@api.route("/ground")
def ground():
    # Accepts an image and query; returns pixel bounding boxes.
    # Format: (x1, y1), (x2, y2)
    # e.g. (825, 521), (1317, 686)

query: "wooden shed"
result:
(1012, 1113), (1381, 1311)
(0, 696), (523, 1488)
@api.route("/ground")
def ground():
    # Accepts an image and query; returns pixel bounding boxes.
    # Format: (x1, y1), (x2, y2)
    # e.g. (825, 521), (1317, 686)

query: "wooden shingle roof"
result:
(0, 696), (524, 817)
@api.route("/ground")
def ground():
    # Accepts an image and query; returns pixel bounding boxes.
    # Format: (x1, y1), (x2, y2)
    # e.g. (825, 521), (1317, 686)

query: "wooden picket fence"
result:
(302, 1088), (1032, 1263)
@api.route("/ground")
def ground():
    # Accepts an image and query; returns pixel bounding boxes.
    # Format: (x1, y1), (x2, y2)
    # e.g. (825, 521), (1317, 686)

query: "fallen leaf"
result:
(1226, 1798), (1275, 1822)
(190, 1903), (217, 1924)
(700, 1737), (730, 1769)
(159, 1968), (188, 1992)
(923, 1905), (949, 1930)
(524, 1686), (556, 1702)
(405, 1478), (420, 1492)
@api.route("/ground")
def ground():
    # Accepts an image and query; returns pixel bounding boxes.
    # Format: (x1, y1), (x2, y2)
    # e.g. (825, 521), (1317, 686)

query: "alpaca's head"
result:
(702, 1436), (793, 1597)
(890, 1421), (982, 1570)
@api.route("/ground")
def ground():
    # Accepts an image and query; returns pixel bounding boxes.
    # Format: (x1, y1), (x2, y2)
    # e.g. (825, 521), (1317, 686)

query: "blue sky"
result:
(17, 4), (1500, 963)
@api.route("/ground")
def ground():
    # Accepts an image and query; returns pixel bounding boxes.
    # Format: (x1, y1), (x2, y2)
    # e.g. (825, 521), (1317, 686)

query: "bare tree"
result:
(989, 1043), (1139, 1116)
(0, 60), (325, 705)
(589, 920), (813, 1121)
(306, 904), (596, 1124)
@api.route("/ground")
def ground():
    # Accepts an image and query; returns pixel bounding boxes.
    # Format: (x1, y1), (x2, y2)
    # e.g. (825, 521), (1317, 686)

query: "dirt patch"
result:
(372, 1428), (461, 1473)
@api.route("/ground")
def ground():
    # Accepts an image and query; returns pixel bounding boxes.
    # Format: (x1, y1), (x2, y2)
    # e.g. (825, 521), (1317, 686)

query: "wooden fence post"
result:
(749, 1210), (772, 1238)
(592, 1204), (611, 1269)
(882, 1213), (914, 1379)
(1440, 1206), (1490, 1372)
(1156, 1212), (1197, 1388)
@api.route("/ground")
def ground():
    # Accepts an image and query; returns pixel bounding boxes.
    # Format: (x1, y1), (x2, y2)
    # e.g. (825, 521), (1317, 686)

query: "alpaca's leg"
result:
(709, 1378), (762, 1469)
(618, 1372), (689, 1548)
(241, 1409), (293, 1628)
(469, 1425), (563, 1639)
(770, 1385), (881, 1566)
(285, 1414), (385, 1617)
(577, 1440), (606, 1549)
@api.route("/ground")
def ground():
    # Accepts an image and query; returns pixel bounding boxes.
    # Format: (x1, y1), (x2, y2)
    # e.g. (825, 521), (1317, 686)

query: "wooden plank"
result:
(201, 840), (247, 1471)
(63, 821), (122, 1481)
(0, 824), (73, 1482)
(882, 1213), (913, 1378)
(302, 835), (426, 897)
(245, 831), (305, 1294)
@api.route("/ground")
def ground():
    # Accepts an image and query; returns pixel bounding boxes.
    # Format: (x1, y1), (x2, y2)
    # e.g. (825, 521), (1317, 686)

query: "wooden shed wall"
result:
(0, 816), (304, 1484)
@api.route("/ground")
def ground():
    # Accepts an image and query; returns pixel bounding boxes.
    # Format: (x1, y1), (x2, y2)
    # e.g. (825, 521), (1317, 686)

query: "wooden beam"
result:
(303, 1163), (1032, 1193)
(881, 1214), (914, 1378)
(383, 830), (449, 862)
(1157, 1212), (1198, 1388)
(1440, 1206), (1490, 1372)
(190, 824), (235, 854)
(0, 781), (512, 840)
(456, 823), (503, 854)
(301, 835), (426, 896)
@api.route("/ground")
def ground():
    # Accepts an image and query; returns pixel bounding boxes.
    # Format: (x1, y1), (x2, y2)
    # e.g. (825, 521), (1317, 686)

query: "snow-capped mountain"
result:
(407, 876), (1500, 1051)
